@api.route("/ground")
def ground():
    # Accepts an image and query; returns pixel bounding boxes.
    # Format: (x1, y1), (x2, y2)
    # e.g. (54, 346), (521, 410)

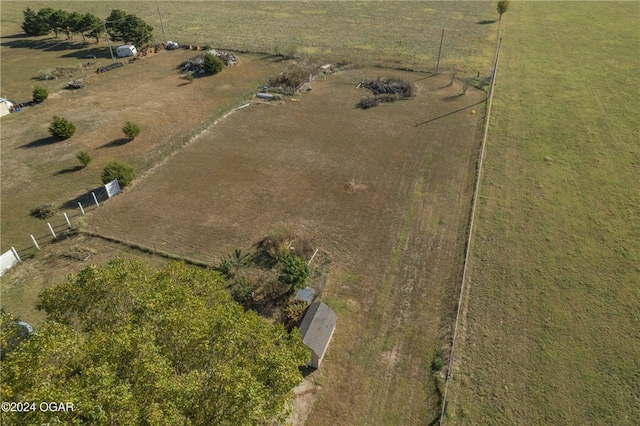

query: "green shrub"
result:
(278, 253), (309, 294)
(203, 53), (224, 74)
(122, 121), (140, 139)
(30, 203), (56, 219)
(48, 116), (76, 139)
(76, 150), (92, 167)
(32, 86), (48, 103)
(102, 160), (134, 187)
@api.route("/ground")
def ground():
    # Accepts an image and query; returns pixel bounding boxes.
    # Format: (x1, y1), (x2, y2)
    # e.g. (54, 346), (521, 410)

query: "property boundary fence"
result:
(438, 35), (503, 425)
(3, 180), (121, 275)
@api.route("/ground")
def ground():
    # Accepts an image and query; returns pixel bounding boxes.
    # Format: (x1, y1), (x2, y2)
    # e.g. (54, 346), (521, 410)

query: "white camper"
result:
(116, 45), (137, 57)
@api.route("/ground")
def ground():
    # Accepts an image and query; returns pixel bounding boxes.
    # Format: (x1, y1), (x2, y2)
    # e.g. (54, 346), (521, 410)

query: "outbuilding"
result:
(0, 98), (13, 116)
(116, 45), (137, 57)
(298, 302), (337, 369)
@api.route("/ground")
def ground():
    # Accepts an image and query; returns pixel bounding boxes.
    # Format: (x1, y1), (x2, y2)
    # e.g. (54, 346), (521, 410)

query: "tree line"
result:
(22, 7), (153, 47)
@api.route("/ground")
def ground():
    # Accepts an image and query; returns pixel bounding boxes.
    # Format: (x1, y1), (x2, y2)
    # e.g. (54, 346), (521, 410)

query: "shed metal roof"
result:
(298, 302), (336, 359)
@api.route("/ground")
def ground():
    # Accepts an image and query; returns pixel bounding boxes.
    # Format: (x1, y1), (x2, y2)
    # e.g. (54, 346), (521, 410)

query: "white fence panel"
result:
(105, 179), (121, 199)
(0, 248), (20, 277)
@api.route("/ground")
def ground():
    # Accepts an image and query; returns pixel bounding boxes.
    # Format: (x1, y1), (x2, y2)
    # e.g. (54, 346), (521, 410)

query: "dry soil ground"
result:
(87, 68), (486, 425)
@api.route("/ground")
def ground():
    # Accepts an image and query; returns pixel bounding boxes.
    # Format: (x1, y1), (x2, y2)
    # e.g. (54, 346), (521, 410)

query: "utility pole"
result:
(157, 2), (167, 43)
(103, 21), (115, 63)
(436, 29), (444, 74)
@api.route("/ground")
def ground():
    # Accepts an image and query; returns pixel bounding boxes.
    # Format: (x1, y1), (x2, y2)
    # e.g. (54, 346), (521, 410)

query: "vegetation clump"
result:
(30, 203), (56, 219)
(48, 116), (76, 139)
(75, 150), (91, 167)
(203, 53), (225, 74)
(102, 160), (134, 186)
(121, 121), (140, 139)
(267, 64), (317, 94)
(32, 86), (48, 103)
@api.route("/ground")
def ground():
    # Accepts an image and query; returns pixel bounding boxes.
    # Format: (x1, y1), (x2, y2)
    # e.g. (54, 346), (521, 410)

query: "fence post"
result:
(11, 247), (21, 262)
(47, 223), (57, 238)
(63, 212), (72, 228)
(78, 202), (85, 215)
(92, 192), (99, 207)
(30, 235), (40, 250)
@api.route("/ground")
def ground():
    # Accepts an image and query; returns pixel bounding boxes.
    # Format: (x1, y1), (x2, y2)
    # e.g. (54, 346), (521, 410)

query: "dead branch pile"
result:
(267, 64), (317, 94)
(361, 77), (416, 98)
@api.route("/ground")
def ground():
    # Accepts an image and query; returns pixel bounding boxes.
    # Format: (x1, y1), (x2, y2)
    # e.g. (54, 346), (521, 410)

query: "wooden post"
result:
(47, 223), (57, 238)
(63, 212), (72, 228)
(92, 192), (99, 207)
(31, 235), (40, 250)
(436, 29), (445, 74)
(78, 202), (85, 215)
(11, 247), (21, 262)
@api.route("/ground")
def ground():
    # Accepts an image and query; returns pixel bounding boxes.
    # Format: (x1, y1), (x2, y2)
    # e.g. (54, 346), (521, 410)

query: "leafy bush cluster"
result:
(32, 86), (48, 103)
(121, 121), (140, 139)
(203, 53), (225, 74)
(101, 160), (134, 186)
(48, 116), (76, 139)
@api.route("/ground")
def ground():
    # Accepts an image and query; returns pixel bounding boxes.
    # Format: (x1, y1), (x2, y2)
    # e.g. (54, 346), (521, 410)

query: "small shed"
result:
(298, 302), (337, 369)
(116, 45), (137, 57)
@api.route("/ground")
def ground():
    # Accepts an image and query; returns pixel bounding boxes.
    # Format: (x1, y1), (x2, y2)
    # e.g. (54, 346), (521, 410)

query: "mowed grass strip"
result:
(450, 2), (640, 425)
(87, 68), (486, 424)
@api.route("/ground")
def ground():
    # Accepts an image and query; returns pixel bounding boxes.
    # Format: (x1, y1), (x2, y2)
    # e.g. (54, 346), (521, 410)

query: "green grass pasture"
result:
(450, 2), (640, 424)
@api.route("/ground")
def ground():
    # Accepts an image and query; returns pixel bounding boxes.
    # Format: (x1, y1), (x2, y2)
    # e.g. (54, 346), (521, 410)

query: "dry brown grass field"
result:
(87, 68), (486, 424)
(1, 2), (496, 424)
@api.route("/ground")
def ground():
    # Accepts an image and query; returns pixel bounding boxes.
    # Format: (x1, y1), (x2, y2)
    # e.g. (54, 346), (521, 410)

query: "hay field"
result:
(449, 2), (640, 424)
(88, 69), (486, 424)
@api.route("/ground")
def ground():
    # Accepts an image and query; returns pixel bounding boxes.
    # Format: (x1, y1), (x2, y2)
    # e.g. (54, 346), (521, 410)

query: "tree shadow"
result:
(1, 33), (28, 39)
(477, 19), (497, 25)
(59, 47), (107, 60)
(61, 186), (108, 210)
(18, 136), (64, 148)
(54, 165), (83, 175)
(99, 138), (131, 148)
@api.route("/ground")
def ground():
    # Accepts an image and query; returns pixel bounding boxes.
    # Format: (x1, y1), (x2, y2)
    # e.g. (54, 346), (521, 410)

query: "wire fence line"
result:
(438, 34), (504, 425)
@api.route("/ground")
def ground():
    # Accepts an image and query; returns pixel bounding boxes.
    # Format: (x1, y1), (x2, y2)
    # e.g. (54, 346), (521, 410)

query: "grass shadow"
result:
(99, 138), (131, 148)
(54, 165), (83, 175)
(18, 136), (64, 148)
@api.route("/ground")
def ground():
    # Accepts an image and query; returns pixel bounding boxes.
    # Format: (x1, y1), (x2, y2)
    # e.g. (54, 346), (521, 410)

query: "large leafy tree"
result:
(48, 9), (70, 38)
(21, 7), (50, 36)
(106, 10), (153, 47)
(1, 259), (308, 425)
(82, 13), (103, 43)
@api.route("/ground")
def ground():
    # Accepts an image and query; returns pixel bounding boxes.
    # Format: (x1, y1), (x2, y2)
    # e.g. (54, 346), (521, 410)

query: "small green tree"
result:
(278, 254), (309, 294)
(497, 0), (511, 21)
(203, 53), (225, 74)
(122, 121), (140, 139)
(76, 150), (92, 167)
(102, 160), (134, 186)
(48, 116), (75, 139)
(32, 86), (48, 103)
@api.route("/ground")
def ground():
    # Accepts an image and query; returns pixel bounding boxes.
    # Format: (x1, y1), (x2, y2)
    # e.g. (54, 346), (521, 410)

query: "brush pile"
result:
(179, 50), (237, 72)
(356, 77), (416, 109)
